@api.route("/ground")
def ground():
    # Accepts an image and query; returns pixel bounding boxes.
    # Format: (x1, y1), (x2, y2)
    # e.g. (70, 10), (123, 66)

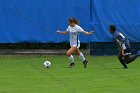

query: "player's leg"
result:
(118, 50), (128, 69)
(123, 42), (140, 64)
(75, 49), (88, 68)
(124, 51), (140, 64)
(67, 46), (77, 68)
(75, 49), (85, 61)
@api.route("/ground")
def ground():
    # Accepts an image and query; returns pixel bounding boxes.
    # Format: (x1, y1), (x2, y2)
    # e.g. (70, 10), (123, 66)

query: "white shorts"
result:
(70, 42), (80, 48)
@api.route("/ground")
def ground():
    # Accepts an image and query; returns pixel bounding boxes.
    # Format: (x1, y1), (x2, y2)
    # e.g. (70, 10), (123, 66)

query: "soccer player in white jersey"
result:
(57, 17), (93, 68)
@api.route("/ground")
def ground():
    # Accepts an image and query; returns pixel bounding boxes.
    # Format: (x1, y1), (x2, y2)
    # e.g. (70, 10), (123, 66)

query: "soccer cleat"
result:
(69, 63), (75, 68)
(123, 66), (128, 69)
(83, 60), (88, 68)
(137, 51), (140, 56)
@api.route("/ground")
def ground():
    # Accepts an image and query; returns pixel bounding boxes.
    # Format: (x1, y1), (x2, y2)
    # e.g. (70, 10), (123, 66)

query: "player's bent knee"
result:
(76, 52), (80, 56)
(66, 52), (71, 57)
(125, 59), (130, 64)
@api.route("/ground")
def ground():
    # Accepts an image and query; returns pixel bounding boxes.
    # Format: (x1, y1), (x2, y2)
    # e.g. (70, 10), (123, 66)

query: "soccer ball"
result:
(43, 61), (51, 68)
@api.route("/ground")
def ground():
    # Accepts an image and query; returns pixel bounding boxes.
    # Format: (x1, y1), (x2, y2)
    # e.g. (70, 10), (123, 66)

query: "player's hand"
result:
(121, 48), (125, 56)
(89, 31), (95, 34)
(56, 30), (61, 34)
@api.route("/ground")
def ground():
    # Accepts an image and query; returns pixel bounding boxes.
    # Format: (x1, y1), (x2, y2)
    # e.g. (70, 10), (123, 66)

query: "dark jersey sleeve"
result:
(113, 31), (126, 43)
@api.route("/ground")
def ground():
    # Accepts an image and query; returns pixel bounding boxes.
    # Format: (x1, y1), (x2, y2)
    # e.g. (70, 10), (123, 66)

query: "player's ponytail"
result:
(68, 17), (79, 25)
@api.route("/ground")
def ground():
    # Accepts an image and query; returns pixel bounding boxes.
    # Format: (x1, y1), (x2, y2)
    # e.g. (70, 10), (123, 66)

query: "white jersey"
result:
(67, 25), (85, 48)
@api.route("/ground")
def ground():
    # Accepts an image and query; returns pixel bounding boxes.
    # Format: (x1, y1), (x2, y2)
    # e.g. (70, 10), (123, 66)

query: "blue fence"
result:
(0, 0), (140, 43)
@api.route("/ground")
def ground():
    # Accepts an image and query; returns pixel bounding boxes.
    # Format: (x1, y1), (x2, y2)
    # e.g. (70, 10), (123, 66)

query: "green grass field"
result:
(0, 55), (140, 93)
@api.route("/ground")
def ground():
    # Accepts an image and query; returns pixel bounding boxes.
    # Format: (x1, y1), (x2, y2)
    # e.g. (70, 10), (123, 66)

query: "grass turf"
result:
(0, 55), (140, 93)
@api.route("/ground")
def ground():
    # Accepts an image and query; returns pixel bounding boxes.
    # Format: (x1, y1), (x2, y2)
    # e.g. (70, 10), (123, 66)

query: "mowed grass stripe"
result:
(0, 55), (140, 93)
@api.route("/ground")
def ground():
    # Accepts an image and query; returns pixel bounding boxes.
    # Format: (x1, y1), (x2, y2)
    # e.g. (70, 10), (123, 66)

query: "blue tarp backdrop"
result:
(90, 0), (140, 42)
(0, 0), (140, 43)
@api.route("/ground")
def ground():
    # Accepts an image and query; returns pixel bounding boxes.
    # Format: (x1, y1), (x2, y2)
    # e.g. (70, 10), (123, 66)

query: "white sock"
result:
(68, 55), (74, 63)
(79, 52), (86, 62)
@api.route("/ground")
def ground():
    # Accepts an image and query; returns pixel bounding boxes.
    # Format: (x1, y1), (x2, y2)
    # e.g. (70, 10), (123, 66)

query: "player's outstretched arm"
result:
(56, 30), (69, 34)
(83, 31), (94, 35)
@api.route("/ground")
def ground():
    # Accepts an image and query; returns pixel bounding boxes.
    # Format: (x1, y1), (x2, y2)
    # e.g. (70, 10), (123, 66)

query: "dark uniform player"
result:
(109, 25), (140, 69)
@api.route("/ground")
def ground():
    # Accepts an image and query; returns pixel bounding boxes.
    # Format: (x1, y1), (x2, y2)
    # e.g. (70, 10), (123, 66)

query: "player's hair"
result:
(68, 17), (79, 25)
(109, 25), (116, 31)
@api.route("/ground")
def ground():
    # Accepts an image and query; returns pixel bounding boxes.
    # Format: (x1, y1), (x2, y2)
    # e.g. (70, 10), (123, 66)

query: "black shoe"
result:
(83, 60), (88, 68)
(123, 66), (128, 69)
(69, 63), (75, 68)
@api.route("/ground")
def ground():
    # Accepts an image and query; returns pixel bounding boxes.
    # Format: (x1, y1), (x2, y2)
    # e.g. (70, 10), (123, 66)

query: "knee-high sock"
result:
(78, 52), (86, 62)
(118, 57), (128, 68)
(127, 54), (139, 64)
(68, 55), (74, 63)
